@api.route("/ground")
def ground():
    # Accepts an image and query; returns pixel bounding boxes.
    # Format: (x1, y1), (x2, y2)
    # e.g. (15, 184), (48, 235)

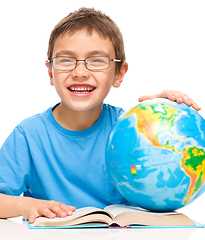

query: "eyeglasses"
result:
(48, 56), (122, 71)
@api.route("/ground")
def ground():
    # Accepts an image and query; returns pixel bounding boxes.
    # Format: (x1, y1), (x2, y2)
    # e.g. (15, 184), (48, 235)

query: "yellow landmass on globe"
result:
(123, 104), (181, 150)
(181, 147), (205, 203)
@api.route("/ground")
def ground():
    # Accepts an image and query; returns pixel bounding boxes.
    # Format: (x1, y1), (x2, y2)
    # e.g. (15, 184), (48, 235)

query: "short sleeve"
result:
(0, 127), (32, 196)
(118, 108), (125, 118)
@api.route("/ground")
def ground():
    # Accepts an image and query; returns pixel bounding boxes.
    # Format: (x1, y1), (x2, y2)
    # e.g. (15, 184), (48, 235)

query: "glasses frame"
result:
(48, 56), (122, 71)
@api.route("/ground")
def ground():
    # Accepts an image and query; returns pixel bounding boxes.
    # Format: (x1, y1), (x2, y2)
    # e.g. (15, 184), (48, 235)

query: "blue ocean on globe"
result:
(105, 99), (205, 211)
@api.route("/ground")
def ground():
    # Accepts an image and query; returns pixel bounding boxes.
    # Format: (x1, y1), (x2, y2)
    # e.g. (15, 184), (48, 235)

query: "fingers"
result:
(191, 102), (201, 111)
(29, 209), (56, 224)
(159, 89), (201, 111)
(138, 90), (201, 111)
(28, 200), (76, 224)
(49, 202), (76, 217)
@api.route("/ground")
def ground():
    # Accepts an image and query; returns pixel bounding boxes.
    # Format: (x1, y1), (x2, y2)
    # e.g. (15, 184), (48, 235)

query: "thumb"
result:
(138, 95), (158, 102)
(28, 210), (40, 224)
(28, 214), (37, 224)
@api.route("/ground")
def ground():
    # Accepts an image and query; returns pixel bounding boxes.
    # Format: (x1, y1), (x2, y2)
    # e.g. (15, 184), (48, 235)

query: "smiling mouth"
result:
(68, 85), (96, 93)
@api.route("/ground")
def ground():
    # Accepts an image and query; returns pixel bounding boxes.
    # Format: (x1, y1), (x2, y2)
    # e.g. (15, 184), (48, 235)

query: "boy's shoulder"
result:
(103, 103), (124, 118)
(16, 106), (53, 133)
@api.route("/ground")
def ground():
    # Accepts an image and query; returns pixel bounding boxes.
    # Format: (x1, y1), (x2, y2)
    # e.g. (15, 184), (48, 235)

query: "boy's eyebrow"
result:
(55, 50), (75, 57)
(86, 50), (109, 57)
(54, 50), (109, 58)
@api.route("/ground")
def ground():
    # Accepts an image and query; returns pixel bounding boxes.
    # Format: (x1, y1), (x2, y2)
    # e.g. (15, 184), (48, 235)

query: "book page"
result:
(104, 205), (195, 227)
(104, 204), (178, 218)
(32, 207), (107, 226)
(114, 211), (196, 227)
(33, 213), (113, 227)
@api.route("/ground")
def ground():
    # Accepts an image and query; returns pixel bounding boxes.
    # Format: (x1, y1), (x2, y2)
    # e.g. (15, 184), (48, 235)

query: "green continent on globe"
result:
(181, 146), (205, 203)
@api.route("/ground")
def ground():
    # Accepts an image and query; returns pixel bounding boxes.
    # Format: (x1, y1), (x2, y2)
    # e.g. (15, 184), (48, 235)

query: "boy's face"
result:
(47, 30), (127, 113)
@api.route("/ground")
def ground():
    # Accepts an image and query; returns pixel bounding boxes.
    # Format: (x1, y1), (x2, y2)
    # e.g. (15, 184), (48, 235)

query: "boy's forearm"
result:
(0, 193), (24, 218)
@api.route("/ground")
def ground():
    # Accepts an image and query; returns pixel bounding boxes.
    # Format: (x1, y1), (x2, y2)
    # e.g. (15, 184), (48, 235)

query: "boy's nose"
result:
(71, 61), (90, 80)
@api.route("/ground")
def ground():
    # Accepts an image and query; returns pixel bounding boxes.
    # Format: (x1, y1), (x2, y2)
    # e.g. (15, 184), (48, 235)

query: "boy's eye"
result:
(88, 57), (108, 65)
(57, 57), (75, 65)
(61, 59), (71, 62)
(91, 58), (104, 63)
(60, 58), (73, 63)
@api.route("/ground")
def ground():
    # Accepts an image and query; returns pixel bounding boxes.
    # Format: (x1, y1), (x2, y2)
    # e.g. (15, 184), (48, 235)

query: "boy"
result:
(0, 7), (200, 224)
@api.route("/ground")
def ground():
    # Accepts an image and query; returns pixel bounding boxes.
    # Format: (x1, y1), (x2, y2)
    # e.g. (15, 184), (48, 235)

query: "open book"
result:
(29, 204), (198, 228)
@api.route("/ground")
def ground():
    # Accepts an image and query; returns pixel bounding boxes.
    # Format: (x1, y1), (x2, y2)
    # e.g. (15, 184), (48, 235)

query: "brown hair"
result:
(47, 7), (125, 73)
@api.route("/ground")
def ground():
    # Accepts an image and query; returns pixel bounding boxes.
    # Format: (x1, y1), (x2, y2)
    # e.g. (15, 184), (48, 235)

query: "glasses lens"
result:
(53, 57), (76, 70)
(86, 56), (109, 70)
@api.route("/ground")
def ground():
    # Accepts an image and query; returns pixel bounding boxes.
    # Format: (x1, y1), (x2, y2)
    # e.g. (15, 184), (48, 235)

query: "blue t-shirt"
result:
(0, 103), (130, 209)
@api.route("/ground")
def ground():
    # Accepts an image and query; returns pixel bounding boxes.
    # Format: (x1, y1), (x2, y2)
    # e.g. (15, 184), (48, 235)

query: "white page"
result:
(104, 205), (178, 218)
(32, 206), (103, 226)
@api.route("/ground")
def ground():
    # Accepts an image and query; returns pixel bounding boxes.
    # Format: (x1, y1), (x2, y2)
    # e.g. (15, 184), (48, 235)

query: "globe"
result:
(105, 98), (205, 212)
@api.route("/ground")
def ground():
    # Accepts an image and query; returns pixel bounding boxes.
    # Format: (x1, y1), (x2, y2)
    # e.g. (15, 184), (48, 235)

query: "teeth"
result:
(70, 86), (93, 92)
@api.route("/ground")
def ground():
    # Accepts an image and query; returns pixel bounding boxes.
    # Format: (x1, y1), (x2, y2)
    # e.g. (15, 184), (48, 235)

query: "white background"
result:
(0, 0), (204, 224)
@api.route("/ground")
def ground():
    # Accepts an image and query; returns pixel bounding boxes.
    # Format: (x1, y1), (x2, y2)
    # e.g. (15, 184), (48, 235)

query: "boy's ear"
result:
(45, 60), (54, 86)
(112, 62), (128, 88)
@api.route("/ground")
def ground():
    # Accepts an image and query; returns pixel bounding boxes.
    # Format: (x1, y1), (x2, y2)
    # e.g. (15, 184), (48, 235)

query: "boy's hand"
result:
(138, 89), (201, 111)
(21, 197), (76, 224)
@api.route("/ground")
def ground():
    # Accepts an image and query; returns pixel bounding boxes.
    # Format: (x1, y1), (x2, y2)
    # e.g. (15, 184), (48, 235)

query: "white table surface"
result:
(0, 217), (204, 240)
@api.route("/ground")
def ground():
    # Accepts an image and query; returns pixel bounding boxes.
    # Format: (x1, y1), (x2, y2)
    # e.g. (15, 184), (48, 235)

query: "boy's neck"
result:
(52, 102), (103, 131)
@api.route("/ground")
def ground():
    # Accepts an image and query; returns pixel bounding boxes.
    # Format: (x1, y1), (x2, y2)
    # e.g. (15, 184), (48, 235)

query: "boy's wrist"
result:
(17, 196), (32, 218)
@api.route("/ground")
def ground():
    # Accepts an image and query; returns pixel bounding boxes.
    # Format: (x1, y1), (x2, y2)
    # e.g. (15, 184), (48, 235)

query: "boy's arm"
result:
(0, 193), (76, 224)
(138, 89), (201, 111)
